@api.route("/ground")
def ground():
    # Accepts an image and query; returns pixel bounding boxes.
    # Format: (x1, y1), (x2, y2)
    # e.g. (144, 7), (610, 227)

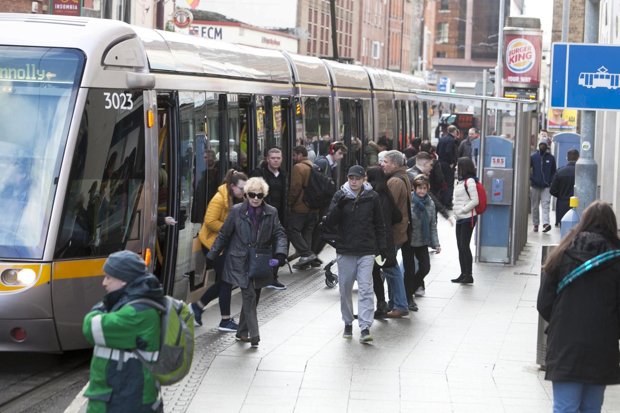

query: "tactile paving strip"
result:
(162, 267), (328, 412)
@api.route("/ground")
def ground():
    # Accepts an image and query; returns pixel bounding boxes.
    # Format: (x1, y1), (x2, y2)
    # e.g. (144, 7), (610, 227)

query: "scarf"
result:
(412, 192), (430, 243)
(247, 205), (264, 241)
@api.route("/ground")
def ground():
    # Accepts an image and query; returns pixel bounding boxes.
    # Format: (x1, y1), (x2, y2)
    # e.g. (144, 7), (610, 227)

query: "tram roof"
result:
(0, 14), (146, 66)
(281, 52), (331, 87)
(135, 28), (293, 83)
(321, 59), (371, 90)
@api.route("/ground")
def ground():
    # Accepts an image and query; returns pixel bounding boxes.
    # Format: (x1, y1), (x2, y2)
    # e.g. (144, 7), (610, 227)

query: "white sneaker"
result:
(414, 287), (426, 297)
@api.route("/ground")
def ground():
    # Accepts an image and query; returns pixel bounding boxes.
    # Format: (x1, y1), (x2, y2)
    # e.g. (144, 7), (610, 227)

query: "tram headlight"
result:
(1, 268), (37, 286)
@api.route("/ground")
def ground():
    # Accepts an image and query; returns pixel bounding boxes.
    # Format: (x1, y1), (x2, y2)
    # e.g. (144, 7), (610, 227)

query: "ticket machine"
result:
(473, 136), (514, 263)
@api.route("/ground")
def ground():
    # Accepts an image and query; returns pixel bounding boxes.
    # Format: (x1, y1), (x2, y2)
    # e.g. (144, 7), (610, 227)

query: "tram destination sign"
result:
(551, 43), (620, 111)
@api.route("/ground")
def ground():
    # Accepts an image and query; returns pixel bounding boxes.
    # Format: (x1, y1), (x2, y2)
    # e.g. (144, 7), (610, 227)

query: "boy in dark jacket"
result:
(325, 165), (387, 344)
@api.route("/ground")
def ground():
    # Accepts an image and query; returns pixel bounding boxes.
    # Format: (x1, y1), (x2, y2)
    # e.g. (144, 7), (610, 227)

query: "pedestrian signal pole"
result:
(575, 0), (599, 214)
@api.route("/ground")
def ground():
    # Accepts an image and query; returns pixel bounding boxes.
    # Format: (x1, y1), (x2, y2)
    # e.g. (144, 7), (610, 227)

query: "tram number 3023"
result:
(103, 92), (134, 110)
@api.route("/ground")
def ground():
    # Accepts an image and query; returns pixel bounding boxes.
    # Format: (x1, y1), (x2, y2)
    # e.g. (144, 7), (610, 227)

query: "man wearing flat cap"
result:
(530, 135), (557, 233)
(324, 165), (387, 344)
(82, 250), (165, 413)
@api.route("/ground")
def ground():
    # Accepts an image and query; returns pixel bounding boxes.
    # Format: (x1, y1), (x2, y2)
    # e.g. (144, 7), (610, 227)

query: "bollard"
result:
(560, 196), (580, 239)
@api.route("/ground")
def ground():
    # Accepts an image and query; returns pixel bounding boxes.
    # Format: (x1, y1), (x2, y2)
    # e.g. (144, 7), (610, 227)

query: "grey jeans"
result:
(530, 186), (551, 226)
(337, 254), (375, 331)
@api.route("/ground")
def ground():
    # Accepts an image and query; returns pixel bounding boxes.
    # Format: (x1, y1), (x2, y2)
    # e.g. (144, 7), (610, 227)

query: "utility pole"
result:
(330, 0), (339, 60)
(574, 0), (599, 214)
(495, 0), (505, 97)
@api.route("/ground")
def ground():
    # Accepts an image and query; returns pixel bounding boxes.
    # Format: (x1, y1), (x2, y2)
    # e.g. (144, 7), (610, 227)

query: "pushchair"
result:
(318, 218), (339, 288)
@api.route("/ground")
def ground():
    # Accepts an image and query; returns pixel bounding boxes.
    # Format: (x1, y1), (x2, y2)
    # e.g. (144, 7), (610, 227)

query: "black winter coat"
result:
(537, 231), (620, 384)
(208, 202), (288, 289)
(549, 161), (576, 225)
(324, 184), (387, 256)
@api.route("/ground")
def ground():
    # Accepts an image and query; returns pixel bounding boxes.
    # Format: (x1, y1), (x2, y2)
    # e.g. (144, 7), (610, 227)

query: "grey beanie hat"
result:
(103, 250), (147, 283)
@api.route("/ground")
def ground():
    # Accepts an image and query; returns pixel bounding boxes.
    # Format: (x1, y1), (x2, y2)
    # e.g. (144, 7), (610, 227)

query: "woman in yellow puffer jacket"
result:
(192, 169), (247, 331)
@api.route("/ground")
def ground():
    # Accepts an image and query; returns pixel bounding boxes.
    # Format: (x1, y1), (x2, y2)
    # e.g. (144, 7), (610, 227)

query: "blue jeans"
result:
(383, 264), (408, 311)
(553, 381), (605, 413)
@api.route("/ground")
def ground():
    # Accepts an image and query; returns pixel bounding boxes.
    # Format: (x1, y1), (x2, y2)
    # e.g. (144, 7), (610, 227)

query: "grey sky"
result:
(197, 0), (297, 28)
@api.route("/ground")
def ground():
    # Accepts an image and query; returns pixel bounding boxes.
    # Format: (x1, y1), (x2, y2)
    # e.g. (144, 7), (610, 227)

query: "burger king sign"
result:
(503, 32), (542, 87)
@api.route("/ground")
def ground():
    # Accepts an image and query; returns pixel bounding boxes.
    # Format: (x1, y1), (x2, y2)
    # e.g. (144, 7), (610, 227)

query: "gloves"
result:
(269, 259), (279, 268)
(337, 196), (350, 209)
(276, 254), (287, 267)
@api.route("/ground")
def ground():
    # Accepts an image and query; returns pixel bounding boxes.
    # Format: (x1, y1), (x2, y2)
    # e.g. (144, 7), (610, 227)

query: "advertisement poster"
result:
(503, 32), (542, 88)
(50, 0), (81, 16)
(547, 108), (577, 131)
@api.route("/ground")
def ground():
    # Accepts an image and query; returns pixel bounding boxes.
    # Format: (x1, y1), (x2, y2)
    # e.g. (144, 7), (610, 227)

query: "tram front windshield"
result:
(0, 47), (84, 259)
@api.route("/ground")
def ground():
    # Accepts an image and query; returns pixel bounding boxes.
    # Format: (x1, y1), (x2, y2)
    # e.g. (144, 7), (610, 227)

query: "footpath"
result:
(67, 217), (620, 413)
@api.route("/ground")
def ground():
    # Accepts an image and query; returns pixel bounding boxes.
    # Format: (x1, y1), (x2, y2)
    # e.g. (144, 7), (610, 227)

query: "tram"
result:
(0, 13), (430, 352)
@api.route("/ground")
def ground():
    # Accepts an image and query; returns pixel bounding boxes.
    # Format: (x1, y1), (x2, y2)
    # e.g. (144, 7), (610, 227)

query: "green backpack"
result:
(128, 296), (195, 385)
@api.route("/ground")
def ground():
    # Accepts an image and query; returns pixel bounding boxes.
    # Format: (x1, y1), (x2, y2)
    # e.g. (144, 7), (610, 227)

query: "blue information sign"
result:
(437, 76), (449, 92)
(552, 43), (620, 110)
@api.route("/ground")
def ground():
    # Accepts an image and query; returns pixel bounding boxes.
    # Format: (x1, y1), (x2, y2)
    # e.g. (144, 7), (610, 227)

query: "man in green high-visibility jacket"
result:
(82, 250), (165, 413)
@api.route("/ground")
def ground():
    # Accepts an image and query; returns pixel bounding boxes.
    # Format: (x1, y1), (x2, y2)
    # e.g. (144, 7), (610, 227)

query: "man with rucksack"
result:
(288, 146), (319, 268)
(82, 250), (165, 412)
(310, 142), (347, 265)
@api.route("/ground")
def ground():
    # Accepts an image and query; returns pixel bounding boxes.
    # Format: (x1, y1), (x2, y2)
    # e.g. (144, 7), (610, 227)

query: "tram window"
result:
(256, 96), (267, 166)
(302, 96), (331, 157)
(0, 47), (84, 259)
(55, 89), (145, 259)
(225, 94), (249, 175)
(376, 98), (395, 147)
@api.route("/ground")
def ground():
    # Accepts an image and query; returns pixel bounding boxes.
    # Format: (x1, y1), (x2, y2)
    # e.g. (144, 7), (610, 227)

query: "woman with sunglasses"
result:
(207, 177), (287, 347)
(192, 169), (248, 331)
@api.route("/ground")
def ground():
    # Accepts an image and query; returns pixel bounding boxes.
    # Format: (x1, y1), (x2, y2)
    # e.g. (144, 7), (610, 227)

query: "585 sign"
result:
(103, 92), (134, 110)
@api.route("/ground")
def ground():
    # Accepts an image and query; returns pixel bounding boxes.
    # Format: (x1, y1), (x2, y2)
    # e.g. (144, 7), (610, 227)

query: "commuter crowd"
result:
(82, 125), (620, 413)
(188, 129), (486, 346)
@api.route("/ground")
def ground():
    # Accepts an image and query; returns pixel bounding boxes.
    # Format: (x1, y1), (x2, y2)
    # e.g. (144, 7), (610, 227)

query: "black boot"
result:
(451, 274), (465, 283)
(461, 274), (474, 284)
(374, 300), (388, 319)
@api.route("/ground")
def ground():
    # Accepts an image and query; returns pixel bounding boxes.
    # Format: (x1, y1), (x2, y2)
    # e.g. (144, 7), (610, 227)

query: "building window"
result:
(440, 0), (449, 11)
(436, 22), (449, 44)
(372, 41), (381, 60)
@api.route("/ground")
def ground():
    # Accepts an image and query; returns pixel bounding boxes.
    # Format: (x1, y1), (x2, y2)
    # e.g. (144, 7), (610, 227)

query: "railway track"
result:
(0, 350), (90, 413)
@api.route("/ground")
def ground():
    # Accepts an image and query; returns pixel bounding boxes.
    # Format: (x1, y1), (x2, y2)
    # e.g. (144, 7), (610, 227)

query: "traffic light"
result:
(489, 68), (496, 84)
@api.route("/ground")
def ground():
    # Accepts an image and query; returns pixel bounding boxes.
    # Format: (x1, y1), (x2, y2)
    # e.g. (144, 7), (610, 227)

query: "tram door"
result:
(338, 98), (367, 183)
(154, 92), (195, 299)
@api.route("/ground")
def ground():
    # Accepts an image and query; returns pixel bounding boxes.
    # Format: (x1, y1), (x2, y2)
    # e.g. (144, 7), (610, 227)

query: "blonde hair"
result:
(244, 177), (269, 196)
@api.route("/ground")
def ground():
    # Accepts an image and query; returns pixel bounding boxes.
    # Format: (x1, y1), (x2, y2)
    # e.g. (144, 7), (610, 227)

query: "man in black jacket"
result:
(436, 125), (458, 208)
(550, 149), (578, 227)
(251, 147), (288, 289)
(325, 165), (387, 344)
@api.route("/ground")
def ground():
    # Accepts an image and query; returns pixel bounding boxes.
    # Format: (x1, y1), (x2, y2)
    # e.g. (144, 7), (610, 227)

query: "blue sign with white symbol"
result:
(552, 43), (620, 110)
(437, 76), (450, 92)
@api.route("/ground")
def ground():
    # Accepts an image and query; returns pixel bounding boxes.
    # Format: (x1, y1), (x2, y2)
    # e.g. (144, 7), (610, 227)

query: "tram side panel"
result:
(51, 89), (148, 350)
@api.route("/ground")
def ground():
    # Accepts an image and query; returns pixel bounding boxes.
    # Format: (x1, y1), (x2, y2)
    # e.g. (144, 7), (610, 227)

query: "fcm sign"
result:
(551, 43), (620, 110)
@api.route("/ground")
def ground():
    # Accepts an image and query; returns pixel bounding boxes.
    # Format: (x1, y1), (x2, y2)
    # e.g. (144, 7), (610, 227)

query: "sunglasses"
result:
(247, 192), (264, 199)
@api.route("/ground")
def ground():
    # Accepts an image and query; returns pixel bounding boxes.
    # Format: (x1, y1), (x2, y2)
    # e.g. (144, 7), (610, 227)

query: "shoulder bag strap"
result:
(556, 250), (620, 294)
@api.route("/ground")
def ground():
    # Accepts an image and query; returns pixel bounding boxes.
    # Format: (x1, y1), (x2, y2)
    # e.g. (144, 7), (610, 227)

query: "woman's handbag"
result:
(248, 247), (273, 279)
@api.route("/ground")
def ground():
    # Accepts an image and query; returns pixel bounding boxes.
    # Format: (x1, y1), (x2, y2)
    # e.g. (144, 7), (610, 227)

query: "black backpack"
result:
(302, 164), (336, 210)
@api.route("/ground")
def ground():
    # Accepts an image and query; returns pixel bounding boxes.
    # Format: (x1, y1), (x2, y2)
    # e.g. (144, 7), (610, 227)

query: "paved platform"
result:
(67, 217), (620, 413)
